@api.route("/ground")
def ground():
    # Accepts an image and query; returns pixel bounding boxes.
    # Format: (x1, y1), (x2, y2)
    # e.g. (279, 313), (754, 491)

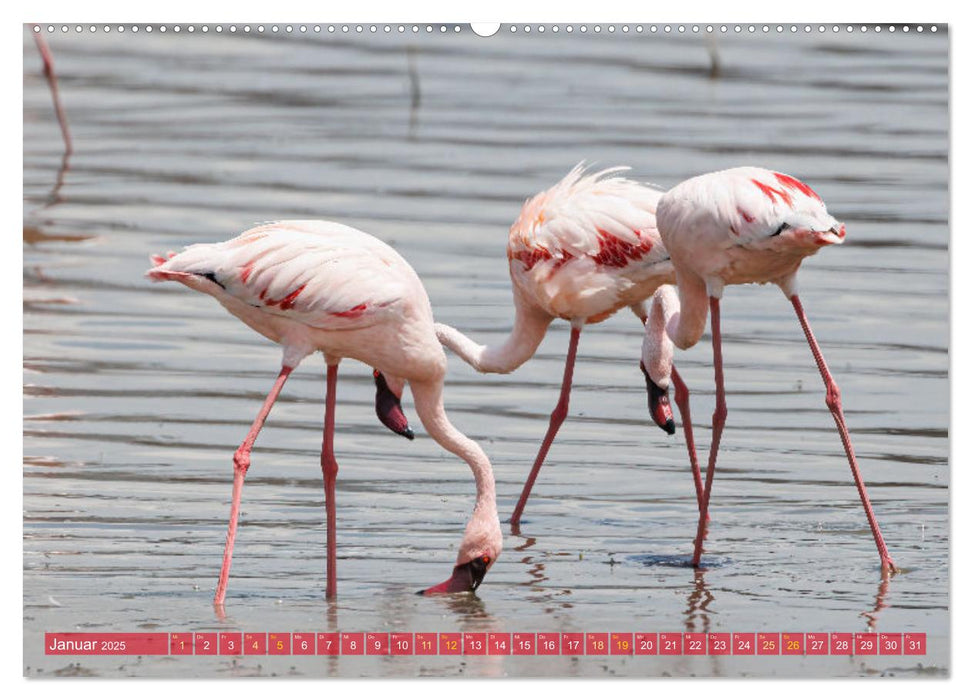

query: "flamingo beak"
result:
(814, 224), (846, 246)
(374, 371), (414, 440)
(418, 556), (491, 595)
(641, 362), (676, 435)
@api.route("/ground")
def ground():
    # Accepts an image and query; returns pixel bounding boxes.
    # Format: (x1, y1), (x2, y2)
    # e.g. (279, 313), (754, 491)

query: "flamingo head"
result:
(639, 286), (677, 435)
(773, 210), (846, 250)
(641, 362), (675, 435)
(419, 507), (502, 595)
(373, 370), (414, 440)
(742, 169), (847, 250)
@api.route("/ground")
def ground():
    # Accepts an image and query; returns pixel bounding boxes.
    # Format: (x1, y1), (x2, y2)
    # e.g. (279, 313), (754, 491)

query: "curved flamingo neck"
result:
(642, 276), (714, 388)
(641, 285), (676, 389)
(409, 379), (500, 563)
(435, 292), (551, 374)
(409, 380), (496, 507)
(651, 273), (712, 352)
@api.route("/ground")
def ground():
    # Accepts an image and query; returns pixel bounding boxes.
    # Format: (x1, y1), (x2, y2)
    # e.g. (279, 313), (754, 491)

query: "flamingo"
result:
(146, 221), (502, 604)
(434, 165), (704, 527)
(643, 166), (897, 572)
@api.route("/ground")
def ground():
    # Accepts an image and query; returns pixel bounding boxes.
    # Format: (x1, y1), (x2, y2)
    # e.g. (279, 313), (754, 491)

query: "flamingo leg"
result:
(790, 295), (896, 572)
(32, 33), (72, 155)
(215, 365), (293, 607)
(322, 364), (340, 598)
(510, 326), (581, 527)
(692, 297), (726, 566)
(671, 365), (708, 520)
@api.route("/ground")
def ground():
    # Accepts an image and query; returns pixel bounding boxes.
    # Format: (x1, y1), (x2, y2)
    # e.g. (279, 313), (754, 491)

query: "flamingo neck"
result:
(409, 379), (501, 562)
(642, 285), (677, 390)
(410, 380), (496, 505)
(435, 291), (551, 374)
(642, 277), (712, 388)
(658, 273), (712, 352)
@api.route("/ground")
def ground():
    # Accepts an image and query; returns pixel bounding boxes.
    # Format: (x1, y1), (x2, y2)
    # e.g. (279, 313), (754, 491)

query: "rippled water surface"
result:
(23, 25), (949, 678)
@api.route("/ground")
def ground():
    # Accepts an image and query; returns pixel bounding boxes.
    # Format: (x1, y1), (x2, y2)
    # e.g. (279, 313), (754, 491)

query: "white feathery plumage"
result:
(434, 164), (701, 528)
(644, 166), (895, 573)
(147, 220), (502, 603)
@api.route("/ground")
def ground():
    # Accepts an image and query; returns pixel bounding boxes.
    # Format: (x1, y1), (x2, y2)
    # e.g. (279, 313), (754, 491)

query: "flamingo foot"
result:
(641, 362), (675, 435)
(418, 556), (490, 595)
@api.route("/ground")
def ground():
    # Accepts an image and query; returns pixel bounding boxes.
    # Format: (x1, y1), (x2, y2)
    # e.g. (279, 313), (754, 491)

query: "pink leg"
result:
(32, 33), (72, 155)
(215, 365), (293, 607)
(321, 364), (340, 598)
(791, 295), (896, 572)
(671, 365), (708, 521)
(510, 327), (581, 527)
(692, 298), (726, 566)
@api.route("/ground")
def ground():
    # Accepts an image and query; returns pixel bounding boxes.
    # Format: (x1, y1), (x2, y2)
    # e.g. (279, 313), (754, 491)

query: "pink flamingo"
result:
(146, 221), (502, 604)
(645, 167), (897, 572)
(435, 165), (704, 527)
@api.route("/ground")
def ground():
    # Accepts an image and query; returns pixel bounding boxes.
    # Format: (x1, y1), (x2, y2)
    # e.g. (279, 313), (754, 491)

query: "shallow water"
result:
(23, 24), (948, 678)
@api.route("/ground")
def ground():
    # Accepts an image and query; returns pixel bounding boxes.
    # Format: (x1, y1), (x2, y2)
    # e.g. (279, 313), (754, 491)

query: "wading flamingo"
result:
(643, 167), (897, 572)
(435, 165), (703, 527)
(146, 221), (502, 604)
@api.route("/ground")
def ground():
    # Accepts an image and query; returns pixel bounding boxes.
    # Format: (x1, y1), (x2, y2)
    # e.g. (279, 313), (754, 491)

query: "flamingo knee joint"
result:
(232, 450), (250, 475)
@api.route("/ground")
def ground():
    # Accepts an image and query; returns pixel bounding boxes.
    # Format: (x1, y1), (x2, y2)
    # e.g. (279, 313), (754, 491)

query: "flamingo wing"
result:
(148, 221), (409, 330)
(508, 165), (668, 271)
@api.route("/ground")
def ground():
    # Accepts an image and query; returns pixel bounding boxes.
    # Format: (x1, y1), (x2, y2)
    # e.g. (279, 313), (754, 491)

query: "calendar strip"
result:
(44, 633), (170, 655)
(44, 632), (926, 656)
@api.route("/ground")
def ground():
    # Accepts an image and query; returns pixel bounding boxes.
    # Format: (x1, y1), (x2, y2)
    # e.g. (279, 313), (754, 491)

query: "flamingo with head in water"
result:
(642, 167), (897, 572)
(147, 221), (502, 604)
(435, 165), (704, 527)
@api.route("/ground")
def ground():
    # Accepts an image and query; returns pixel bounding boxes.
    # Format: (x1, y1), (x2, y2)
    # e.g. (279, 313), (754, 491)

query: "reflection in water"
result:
(705, 35), (721, 80)
(213, 602), (228, 623)
(425, 592), (506, 677)
(25, 39), (77, 297)
(440, 590), (491, 621)
(683, 569), (714, 635)
(22, 27), (948, 677)
(323, 601), (339, 676)
(860, 572), (893, 630)
(508, 530), (580, 619)
(682, 569), (723, 676)
(35, 151), (72, 211)
(24, 147), (80, 307)
(512, 532), (549, 589)
(24, 145), (74, 244)
(23, 225), (91, 245)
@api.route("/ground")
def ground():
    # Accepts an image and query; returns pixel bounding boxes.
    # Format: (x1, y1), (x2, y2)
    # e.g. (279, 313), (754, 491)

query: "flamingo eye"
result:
(481, 555), (491, 565)
(770, 223), (789, 237)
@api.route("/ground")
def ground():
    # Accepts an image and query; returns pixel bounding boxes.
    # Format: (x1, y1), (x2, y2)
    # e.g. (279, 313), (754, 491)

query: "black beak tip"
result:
(402, 427), (415, 441)
(415, 588), (426, 596)
(663, 419), (676, 436)
(469, 559), (488, 591)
